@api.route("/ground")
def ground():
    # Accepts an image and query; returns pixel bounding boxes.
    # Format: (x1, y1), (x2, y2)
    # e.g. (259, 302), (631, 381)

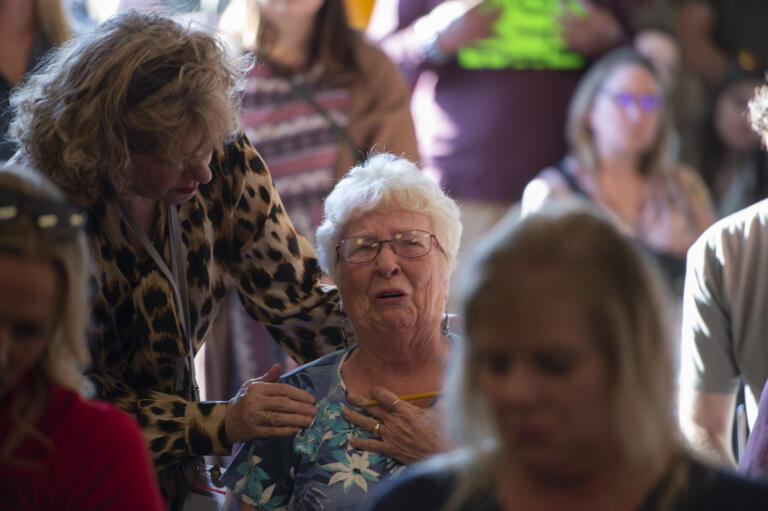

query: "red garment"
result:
(0, 383), (166, 510)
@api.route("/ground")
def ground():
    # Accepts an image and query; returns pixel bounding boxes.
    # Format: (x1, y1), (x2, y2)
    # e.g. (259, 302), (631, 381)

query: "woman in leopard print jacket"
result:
(8, 10), (349, 508)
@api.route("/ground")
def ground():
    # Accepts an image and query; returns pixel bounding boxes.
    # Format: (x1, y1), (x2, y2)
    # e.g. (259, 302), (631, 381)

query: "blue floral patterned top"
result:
(222, 347), (405, 510)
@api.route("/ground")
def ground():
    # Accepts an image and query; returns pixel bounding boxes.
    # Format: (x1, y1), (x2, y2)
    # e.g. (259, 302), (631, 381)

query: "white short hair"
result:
(316, 153), (462, 284)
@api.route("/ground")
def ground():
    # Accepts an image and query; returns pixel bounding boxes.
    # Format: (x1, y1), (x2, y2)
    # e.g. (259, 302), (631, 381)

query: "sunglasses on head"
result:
(0, 188), (86, 241)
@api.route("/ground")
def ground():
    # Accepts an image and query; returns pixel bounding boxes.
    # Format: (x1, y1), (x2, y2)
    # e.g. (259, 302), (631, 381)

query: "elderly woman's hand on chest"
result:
(342, 386), (456, 464)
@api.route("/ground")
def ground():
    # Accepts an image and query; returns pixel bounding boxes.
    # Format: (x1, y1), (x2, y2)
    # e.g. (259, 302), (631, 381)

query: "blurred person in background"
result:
(367, 0), (635, 311)
(8, 11), (350, 508)
(0, 163), (165, 510)
(633, 24), (715, 170)
(676, 0), (768, 166)
(695, 67), (768, 217)
(635, 26), (680, 93)
(222, 154), (459, 510)
(522, 47), (715, 297)
(677, 0), (768, 89)
(361, 202), (768, 511)
(634, 26), (701, 173)
(218, 0), (417, 246)
(633, 26), (687, 152)
(211, 0), (418, 406)
(0, 0), (72, 160)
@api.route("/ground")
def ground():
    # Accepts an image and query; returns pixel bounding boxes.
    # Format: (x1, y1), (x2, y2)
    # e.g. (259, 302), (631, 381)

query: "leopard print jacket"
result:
(85, 134), (349, 470)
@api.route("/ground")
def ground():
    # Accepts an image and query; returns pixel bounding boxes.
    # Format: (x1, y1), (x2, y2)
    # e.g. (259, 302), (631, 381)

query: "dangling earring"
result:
(441, 307), (450, 336)
(339, 298), (355, 345)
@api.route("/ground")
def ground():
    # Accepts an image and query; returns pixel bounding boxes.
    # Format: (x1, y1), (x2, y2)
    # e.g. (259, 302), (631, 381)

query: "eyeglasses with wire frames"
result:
(601, 90), (664, 112)
(336, 229), (440, 264)
(0, 188), (86, 241)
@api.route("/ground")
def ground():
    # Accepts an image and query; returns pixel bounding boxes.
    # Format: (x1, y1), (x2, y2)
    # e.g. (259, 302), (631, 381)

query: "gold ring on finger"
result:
(372, 422), (382, 439)
(262, 410), (273, 426)
(388, 399), (401, 413)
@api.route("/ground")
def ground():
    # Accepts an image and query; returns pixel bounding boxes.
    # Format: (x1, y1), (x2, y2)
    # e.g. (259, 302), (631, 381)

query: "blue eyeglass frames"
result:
(603, 91), (664, 112)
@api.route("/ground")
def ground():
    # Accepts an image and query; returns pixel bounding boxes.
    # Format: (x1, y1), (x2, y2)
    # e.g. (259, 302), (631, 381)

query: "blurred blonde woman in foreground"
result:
(0, 164), (165, 510)
(362, 201), (768, 511)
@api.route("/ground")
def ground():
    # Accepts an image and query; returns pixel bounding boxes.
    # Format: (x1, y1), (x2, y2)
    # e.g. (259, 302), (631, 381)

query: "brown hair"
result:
(10, 10), (250, 207)
(221, 0), (360, 86)
(36, 0), (74, 45)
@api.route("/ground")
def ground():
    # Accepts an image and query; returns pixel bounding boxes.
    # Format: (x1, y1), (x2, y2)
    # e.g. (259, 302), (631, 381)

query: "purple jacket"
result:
(740, 379), (768, 476)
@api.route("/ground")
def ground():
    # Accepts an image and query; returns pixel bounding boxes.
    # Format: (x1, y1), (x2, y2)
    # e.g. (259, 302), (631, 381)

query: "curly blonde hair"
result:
(748, 85), (768, 138)
(10, 10), (251, 207)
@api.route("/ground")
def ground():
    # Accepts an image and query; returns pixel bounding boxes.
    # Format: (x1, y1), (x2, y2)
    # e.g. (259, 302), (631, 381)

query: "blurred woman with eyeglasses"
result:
(221, 153), (461, 511)
(522, 47), (716, 297)
(0, 163), (165, 510)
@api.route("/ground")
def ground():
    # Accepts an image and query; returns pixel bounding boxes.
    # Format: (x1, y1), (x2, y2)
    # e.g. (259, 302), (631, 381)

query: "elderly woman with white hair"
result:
(221, 153), (461, 510)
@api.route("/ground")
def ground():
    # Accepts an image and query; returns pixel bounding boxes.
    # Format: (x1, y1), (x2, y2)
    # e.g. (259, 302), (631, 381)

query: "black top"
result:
(361, 454), (768, 511)
(553, 159), (687, 298)
(707, 0), (768, 70)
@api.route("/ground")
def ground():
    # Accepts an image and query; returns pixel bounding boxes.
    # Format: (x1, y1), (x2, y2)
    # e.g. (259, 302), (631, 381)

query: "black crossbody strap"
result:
(554, 158), (589, 199)
(289, 78), (363, 164)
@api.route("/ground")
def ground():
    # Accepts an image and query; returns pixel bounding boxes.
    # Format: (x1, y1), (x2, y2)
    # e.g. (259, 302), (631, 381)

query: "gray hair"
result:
(316, 153), (461, 284)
